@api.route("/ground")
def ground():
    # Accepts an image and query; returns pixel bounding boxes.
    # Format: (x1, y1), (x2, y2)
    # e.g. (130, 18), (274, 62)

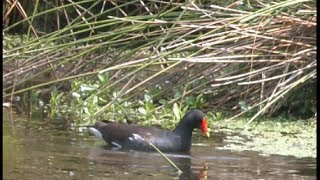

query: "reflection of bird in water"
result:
(88, 146), (208, 179)
(171, 154), (208, 180)
(198, 162), (208, 180)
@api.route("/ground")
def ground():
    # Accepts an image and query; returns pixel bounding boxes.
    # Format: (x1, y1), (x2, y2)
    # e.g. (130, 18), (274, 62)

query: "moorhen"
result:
(89, 109), (210, 152)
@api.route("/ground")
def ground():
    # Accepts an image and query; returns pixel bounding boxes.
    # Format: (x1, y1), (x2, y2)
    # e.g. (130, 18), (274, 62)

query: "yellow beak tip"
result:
(205, 132), (210, 138)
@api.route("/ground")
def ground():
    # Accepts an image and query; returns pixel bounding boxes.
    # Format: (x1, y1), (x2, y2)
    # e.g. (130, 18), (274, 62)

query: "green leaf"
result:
(173, 103), (181, 120)
(138, 107), (146, 115)
(145, 101), (155, 113)
(83, 107), (90, 115)
(80, 84), (97, 91)
(159, 99), (167, 105)
(97, 74), (106, 83)
(92, 96), (98, 104)
(144, 94), (152, 102)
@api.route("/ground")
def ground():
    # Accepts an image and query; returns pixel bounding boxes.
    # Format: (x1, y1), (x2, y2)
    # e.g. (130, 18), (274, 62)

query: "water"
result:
(3, 110), (316, 179)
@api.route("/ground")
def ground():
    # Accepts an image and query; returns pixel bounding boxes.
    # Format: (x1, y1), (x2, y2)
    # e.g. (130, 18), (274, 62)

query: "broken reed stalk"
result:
(142, 136), (183, 175)
(245, 69), (316, 127)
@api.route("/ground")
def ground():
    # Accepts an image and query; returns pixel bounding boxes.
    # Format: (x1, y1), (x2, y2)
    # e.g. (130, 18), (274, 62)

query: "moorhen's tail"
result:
(89, 121), (107, 140)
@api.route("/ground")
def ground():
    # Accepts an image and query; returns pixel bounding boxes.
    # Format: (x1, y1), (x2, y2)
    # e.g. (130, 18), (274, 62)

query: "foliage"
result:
(276, 79), (316, 118)
(3, 0), (316, 127)
(45, 73), (207, 127)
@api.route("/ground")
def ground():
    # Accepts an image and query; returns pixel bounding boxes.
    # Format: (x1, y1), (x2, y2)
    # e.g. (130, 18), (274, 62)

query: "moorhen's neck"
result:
(172, 109), (206, 151)
(173, 119), (195, 138)
(173, 119), (195, 151)
(173, 109), (204, 137)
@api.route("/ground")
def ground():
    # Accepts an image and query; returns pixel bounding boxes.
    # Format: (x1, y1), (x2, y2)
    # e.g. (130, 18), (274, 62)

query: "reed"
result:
(3, 0), (316, 122)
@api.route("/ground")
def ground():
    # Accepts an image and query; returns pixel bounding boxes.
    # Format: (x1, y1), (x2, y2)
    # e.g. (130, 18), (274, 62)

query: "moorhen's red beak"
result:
(200, 117), (210, 138)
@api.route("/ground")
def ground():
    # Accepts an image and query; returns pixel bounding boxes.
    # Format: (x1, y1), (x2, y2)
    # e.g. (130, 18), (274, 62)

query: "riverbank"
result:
(212, 117), (316, 158)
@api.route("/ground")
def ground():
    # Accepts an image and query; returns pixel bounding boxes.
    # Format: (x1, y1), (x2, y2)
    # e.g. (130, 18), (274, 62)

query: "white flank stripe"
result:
(111, 141), (122, 148)
(89, 127), (103, 139)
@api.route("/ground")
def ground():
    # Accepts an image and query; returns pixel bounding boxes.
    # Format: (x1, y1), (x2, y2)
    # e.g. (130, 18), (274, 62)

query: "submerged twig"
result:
(142, 136), (183, 175)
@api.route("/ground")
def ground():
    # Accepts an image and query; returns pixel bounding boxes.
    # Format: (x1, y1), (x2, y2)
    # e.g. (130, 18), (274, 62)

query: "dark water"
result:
(3, 111), (316, 179)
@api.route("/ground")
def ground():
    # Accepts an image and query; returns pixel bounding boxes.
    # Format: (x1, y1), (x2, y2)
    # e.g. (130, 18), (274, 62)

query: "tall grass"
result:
(3, 0), (316, 123)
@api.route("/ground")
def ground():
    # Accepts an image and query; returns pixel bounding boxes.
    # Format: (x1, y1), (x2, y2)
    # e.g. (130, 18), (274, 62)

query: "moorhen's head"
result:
(176, 109), (210, 138)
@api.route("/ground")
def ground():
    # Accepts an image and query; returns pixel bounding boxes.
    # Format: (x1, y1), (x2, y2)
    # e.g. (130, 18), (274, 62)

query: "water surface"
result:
(3, 110), (316, 179)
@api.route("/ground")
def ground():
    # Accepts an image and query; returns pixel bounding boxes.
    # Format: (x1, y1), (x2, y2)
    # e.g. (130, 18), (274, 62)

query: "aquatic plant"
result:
(3, 0), (316, 125)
